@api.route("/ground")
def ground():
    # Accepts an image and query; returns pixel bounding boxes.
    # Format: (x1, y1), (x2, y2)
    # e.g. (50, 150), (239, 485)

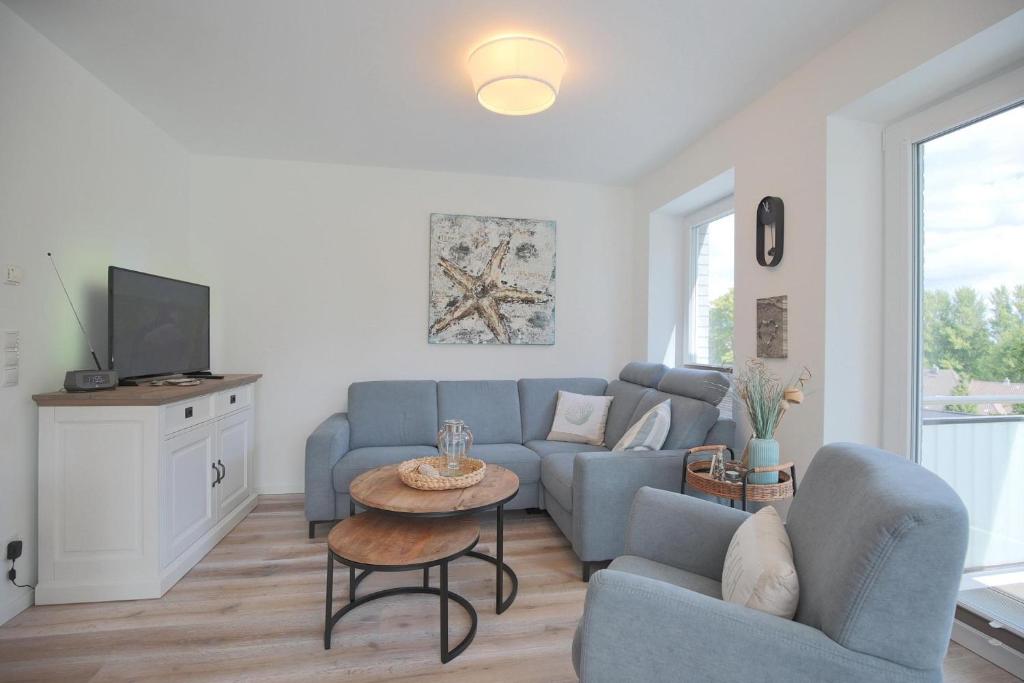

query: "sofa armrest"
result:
(571, 449), (688, 561)
(574, 570), (926, 683)
(624, 486), (748, 579)
(304, 413), (350, 521)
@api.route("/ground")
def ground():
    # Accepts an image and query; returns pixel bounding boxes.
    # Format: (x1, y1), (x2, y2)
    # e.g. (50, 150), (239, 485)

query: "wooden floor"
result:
(0, 495), (1018, 682)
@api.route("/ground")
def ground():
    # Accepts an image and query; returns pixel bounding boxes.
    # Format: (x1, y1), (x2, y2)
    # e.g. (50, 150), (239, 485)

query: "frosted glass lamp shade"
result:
(468, 36), (566, 116)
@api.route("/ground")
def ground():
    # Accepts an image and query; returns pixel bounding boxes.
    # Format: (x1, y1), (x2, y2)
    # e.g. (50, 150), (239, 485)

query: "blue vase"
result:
(748, 438), (780, 484)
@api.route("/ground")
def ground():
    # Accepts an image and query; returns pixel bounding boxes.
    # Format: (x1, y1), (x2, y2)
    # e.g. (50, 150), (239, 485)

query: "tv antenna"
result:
(47, 252), (103, 371)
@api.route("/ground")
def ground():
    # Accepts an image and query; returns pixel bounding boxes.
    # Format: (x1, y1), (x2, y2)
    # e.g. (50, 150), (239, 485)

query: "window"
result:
(689, 212), (734, 367)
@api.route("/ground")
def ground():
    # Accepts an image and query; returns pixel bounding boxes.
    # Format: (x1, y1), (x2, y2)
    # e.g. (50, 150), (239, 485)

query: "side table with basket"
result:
(681, 444), (796, 511)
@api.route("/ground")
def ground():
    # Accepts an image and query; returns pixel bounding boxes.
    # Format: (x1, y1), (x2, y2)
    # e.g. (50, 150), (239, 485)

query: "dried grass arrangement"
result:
(732, 360), (811, 461)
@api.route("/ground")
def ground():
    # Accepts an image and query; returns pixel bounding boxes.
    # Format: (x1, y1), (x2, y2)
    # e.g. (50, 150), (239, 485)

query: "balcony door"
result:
(915, 102), (1024, 571)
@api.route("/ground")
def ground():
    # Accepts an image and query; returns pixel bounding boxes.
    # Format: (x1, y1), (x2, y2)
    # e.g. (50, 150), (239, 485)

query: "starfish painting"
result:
(430, 237), (551, 343)
(428, 214), (556, 345)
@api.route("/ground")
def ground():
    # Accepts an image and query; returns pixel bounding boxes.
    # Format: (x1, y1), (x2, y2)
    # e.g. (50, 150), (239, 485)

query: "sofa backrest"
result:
(602, 362), (666, 446)
(437, 380), (522, 444)
(518, 378), (608, 442)
(631, 389), (719, 451)
(786, 443), (968, 671)
(348, 380), (438, 449)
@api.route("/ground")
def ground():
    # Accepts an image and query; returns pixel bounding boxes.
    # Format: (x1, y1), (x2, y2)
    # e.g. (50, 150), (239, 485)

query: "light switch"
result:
(1, 367), (17, 387)
(5, 265), (22, 285)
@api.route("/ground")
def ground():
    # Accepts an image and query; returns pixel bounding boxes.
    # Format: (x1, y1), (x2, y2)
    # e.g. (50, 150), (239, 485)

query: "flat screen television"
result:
(108, 267), (210, 381)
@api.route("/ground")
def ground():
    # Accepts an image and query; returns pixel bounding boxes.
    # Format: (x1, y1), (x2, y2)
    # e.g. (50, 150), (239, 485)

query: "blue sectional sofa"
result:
(305, 362), (733, 576)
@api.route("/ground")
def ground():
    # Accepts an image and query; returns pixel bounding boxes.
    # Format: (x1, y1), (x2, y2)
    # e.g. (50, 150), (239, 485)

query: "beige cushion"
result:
(547, 390), (614, 446)
(612, 399), (671, 451)
(721, 506), (799, 619)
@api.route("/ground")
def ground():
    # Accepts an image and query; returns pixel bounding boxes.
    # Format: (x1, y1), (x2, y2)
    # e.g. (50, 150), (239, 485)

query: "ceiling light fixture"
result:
(468, 35), (566, 116)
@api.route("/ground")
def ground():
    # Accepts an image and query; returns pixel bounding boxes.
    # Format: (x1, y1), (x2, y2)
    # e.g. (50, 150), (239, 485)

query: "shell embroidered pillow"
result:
(547, 391), (614, 446)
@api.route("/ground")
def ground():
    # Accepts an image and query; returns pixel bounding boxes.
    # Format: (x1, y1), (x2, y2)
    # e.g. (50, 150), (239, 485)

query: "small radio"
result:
(64, 369), (118, 392)
(48, 252), (120, 394)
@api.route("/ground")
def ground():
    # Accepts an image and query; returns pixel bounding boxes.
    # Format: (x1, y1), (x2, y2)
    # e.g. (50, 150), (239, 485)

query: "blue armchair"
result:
(573, 443), (969, 682)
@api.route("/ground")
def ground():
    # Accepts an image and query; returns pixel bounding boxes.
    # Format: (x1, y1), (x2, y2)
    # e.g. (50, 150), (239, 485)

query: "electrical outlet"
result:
(6, 540), (22, 561)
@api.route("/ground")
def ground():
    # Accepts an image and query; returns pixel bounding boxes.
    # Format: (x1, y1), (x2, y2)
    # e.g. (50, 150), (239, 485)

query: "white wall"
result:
(823, 117), (883, 445)
(0, 5), (192, 624)
(632, 0), (1024, 475)
(189, 156), (634, 493)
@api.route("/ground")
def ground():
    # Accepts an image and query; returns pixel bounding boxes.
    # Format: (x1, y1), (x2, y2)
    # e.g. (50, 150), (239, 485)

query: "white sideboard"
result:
(33, 374), (261, 604)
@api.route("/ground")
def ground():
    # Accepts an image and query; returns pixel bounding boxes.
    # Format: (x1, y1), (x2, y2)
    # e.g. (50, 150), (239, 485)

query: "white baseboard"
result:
(256, 483), (304, 494)
(0, 589), (34, 626)
(952, 619), (1024, 679)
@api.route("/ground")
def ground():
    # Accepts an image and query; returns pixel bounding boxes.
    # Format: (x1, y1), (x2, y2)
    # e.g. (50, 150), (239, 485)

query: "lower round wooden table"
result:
(324, 512), (480, 663)
(348, 463), (520, 614)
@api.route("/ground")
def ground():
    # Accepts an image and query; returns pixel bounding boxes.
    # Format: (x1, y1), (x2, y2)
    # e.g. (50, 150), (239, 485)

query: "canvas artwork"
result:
(428, 213), (556, 345)
(756, 295), (788, 358)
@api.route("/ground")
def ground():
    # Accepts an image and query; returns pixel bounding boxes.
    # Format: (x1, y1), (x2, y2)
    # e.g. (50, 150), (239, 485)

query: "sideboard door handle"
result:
(185, 406), (193, 419)
(230, 394), (236, 405)
(218, 460), (226, 483)
(211, 463), (219, 487)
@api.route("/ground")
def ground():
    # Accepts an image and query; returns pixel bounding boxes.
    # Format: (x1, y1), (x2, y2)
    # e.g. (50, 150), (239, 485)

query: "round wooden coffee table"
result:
(349, 464), (520, 614)
(324, 511), (480, 663)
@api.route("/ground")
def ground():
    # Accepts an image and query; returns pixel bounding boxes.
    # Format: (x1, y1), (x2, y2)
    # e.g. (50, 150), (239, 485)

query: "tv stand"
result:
(32, 374), (261, 604)
(184, 371), (225, 379)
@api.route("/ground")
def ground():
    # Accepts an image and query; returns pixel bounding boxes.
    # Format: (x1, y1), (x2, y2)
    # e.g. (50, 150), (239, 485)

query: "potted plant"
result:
(733, 360), (810, 484)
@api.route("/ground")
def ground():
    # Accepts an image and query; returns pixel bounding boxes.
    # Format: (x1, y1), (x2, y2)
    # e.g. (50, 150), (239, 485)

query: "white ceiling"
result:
(5, 0), (890, 184)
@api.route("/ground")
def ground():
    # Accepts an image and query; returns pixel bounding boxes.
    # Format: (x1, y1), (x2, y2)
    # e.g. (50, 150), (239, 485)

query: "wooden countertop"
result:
(33, 373), (262, 407)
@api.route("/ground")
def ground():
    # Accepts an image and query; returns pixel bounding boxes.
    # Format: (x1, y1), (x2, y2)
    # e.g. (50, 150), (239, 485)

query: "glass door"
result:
(916, 103), (1024, 572)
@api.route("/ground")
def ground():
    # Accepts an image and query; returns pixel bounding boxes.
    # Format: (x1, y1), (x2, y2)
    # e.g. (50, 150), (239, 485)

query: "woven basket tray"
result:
(685, 460), (794, 502)
(398, 456), (487, 491)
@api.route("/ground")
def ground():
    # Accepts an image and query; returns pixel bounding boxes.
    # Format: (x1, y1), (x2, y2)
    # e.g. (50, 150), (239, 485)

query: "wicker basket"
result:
(398, 456), (487, 491)
(685, 459), (794, 503)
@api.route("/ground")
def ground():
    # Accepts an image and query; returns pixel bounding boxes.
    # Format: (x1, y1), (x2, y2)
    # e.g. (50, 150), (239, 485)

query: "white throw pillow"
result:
(721, 506), (800, 619)
(547, 391), (614, 446)
(612, 400), (671, 451)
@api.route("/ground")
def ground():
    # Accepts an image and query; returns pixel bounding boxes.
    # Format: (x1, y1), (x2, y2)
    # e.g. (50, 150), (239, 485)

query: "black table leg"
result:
(423, 567), (429, 587)
(324, 552), (334, 649)
(496, 504), (503, 614)
(349, 565), (356, 602)
(440, 561), (449, 662)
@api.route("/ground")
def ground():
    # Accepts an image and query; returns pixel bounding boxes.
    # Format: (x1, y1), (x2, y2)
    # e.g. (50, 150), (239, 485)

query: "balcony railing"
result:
(921, 395), (1024, 570)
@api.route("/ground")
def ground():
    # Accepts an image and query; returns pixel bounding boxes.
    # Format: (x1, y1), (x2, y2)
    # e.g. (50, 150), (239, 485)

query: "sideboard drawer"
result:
(215, 384), (253, 416)
(163, 395), (215, 436)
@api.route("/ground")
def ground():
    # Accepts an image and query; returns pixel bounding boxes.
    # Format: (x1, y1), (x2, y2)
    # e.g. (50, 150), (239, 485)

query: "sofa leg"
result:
(525, 508), (546, 515)
(308, 521), (316, 539)
(582, 561), (595, 582)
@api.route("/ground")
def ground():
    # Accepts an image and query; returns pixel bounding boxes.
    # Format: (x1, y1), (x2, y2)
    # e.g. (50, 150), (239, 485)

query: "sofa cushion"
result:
(519, 378), (608, 442)
(603, 380), (654, 447)
(630, 390), (719, 451)
(438, 380), (522, 444)
(525, 439), (609, 459)
(540, 451), (575, 511)
(548, 391), (615, 446)
(612, 399), (671, 451)
(470, 443), (540, 484)
(657, 367), (730, 406)
(333, 445), (439, 492)
(348, 381), (438, 449)
(618, 361), (669, 388)
(608, 555), (722, 599)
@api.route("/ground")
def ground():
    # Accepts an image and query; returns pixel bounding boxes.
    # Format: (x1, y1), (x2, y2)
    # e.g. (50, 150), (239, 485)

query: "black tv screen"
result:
(108, 267), (210, 380)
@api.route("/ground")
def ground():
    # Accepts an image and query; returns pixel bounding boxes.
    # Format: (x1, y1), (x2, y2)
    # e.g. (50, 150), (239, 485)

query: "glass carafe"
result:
(437, 419), (474, 477)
